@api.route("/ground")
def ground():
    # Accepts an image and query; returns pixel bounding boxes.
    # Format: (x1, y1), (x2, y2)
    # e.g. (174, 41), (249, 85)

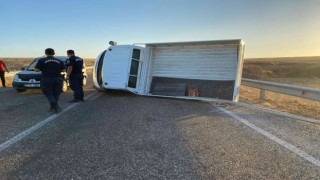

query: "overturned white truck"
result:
(93, 39), (245, 101)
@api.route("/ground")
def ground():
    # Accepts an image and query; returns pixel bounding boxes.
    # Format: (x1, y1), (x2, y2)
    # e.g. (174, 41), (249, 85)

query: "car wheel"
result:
(16, 88), (27, 92)
(62, 80), (68, 92)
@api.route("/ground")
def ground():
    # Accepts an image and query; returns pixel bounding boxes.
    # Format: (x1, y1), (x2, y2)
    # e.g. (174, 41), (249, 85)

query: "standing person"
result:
(0, 59), (9, 88)
(35, 48), (65, 113)
(66, 50), (84, 103)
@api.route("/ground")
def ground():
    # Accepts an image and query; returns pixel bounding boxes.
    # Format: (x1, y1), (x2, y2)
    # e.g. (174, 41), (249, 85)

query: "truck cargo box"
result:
(93, 39), (245, 101)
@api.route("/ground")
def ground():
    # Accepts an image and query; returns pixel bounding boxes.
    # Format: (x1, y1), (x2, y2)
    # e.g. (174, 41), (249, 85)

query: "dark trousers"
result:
(69, 74), (84, 100)
(0, 71), (5, 87)
(41, 77), (63, 107)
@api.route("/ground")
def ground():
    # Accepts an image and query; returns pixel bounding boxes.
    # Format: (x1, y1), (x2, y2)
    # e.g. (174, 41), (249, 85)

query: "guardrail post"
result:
(260, 89), (265, 102)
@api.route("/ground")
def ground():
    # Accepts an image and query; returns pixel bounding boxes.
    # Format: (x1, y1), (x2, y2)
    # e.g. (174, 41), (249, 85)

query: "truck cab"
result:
(93, 45), (144, 93)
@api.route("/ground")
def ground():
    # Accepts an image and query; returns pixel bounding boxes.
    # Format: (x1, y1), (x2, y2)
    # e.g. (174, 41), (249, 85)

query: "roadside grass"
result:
(243, 57), (320, 80)
(240, 85), (320, 120)
(241, 57), (320, 120)
(0, 58), (34, 71)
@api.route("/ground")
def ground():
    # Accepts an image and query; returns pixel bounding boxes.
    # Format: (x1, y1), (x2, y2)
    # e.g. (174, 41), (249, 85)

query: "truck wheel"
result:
(62, 80), (68, 92)
(16, 88), (27, 93)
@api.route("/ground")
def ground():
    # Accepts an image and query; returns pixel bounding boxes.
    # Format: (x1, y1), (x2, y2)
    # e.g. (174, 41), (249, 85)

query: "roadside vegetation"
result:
(241, 57), (320, 120)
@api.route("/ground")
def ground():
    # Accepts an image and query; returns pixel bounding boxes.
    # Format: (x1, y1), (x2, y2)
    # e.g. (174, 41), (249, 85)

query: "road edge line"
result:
(215, 106), (320, 168)
(89, 92), (102, 101)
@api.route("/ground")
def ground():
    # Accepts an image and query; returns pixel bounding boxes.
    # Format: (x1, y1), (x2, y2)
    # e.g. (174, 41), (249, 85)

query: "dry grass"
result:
(240, 85), (320, 120)
(243, 57), (320, 81)
(0, 58), (34, 71)
(5, 76), (13, 87)
(241, 57), (320, 120)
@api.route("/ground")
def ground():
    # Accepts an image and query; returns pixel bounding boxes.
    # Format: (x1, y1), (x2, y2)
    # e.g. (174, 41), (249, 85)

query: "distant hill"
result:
(245, 56), (320, 63)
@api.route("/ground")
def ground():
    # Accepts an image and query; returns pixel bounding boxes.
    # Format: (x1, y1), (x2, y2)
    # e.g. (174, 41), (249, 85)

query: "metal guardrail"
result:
(241, 78), (320, 102)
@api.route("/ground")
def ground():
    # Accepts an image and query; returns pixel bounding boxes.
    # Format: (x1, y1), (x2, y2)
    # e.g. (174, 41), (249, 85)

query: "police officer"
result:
(35, 48), (65, 113)
(66, 50), (84, 102)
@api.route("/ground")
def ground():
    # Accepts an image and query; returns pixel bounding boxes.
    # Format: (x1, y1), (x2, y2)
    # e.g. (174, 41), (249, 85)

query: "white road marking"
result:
(89, 92), (103, 101)
(0, 92), (99, 152)
(216, 106), (320, 168)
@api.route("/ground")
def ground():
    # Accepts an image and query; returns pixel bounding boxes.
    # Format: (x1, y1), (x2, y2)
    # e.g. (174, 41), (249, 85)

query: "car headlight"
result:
(13, 74), (21, 81)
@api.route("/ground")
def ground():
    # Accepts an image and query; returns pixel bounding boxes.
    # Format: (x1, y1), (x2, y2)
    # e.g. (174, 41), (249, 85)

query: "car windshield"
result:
(26, 58), (39, 71)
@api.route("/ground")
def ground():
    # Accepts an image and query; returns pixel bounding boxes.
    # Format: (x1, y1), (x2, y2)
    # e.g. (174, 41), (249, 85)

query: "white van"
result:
(93, 40), (245, 101)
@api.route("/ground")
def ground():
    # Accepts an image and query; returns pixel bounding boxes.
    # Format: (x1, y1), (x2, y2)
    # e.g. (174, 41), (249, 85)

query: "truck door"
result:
(127, 47), (143, 93)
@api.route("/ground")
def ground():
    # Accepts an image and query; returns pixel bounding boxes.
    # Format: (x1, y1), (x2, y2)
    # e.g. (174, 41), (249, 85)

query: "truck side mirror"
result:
(21, 67), (26, 70)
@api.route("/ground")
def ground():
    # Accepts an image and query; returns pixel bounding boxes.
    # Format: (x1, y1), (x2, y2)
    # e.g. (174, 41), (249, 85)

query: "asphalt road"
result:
(0, 73), (319, 179)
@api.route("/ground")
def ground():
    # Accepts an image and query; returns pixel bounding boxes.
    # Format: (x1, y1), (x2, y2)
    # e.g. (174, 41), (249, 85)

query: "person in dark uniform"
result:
(35, 48), (65, 113)
(66, 50), (84, 103)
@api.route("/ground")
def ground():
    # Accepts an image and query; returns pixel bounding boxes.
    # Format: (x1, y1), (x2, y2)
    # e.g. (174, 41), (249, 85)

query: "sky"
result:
(0, 0), (319, 58)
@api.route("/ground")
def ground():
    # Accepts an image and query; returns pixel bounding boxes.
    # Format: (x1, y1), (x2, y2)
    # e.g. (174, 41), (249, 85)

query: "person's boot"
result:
(54, 104), (62, 113)
(48, 103), (55, 113)
(80, 95), (84, 102)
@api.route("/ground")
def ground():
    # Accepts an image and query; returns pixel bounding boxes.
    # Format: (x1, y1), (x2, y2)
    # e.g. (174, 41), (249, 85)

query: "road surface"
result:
(0, 73), (319, 179)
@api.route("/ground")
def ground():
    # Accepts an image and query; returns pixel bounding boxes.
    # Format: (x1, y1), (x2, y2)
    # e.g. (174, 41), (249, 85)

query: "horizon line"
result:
(1, 55), (320, 60)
